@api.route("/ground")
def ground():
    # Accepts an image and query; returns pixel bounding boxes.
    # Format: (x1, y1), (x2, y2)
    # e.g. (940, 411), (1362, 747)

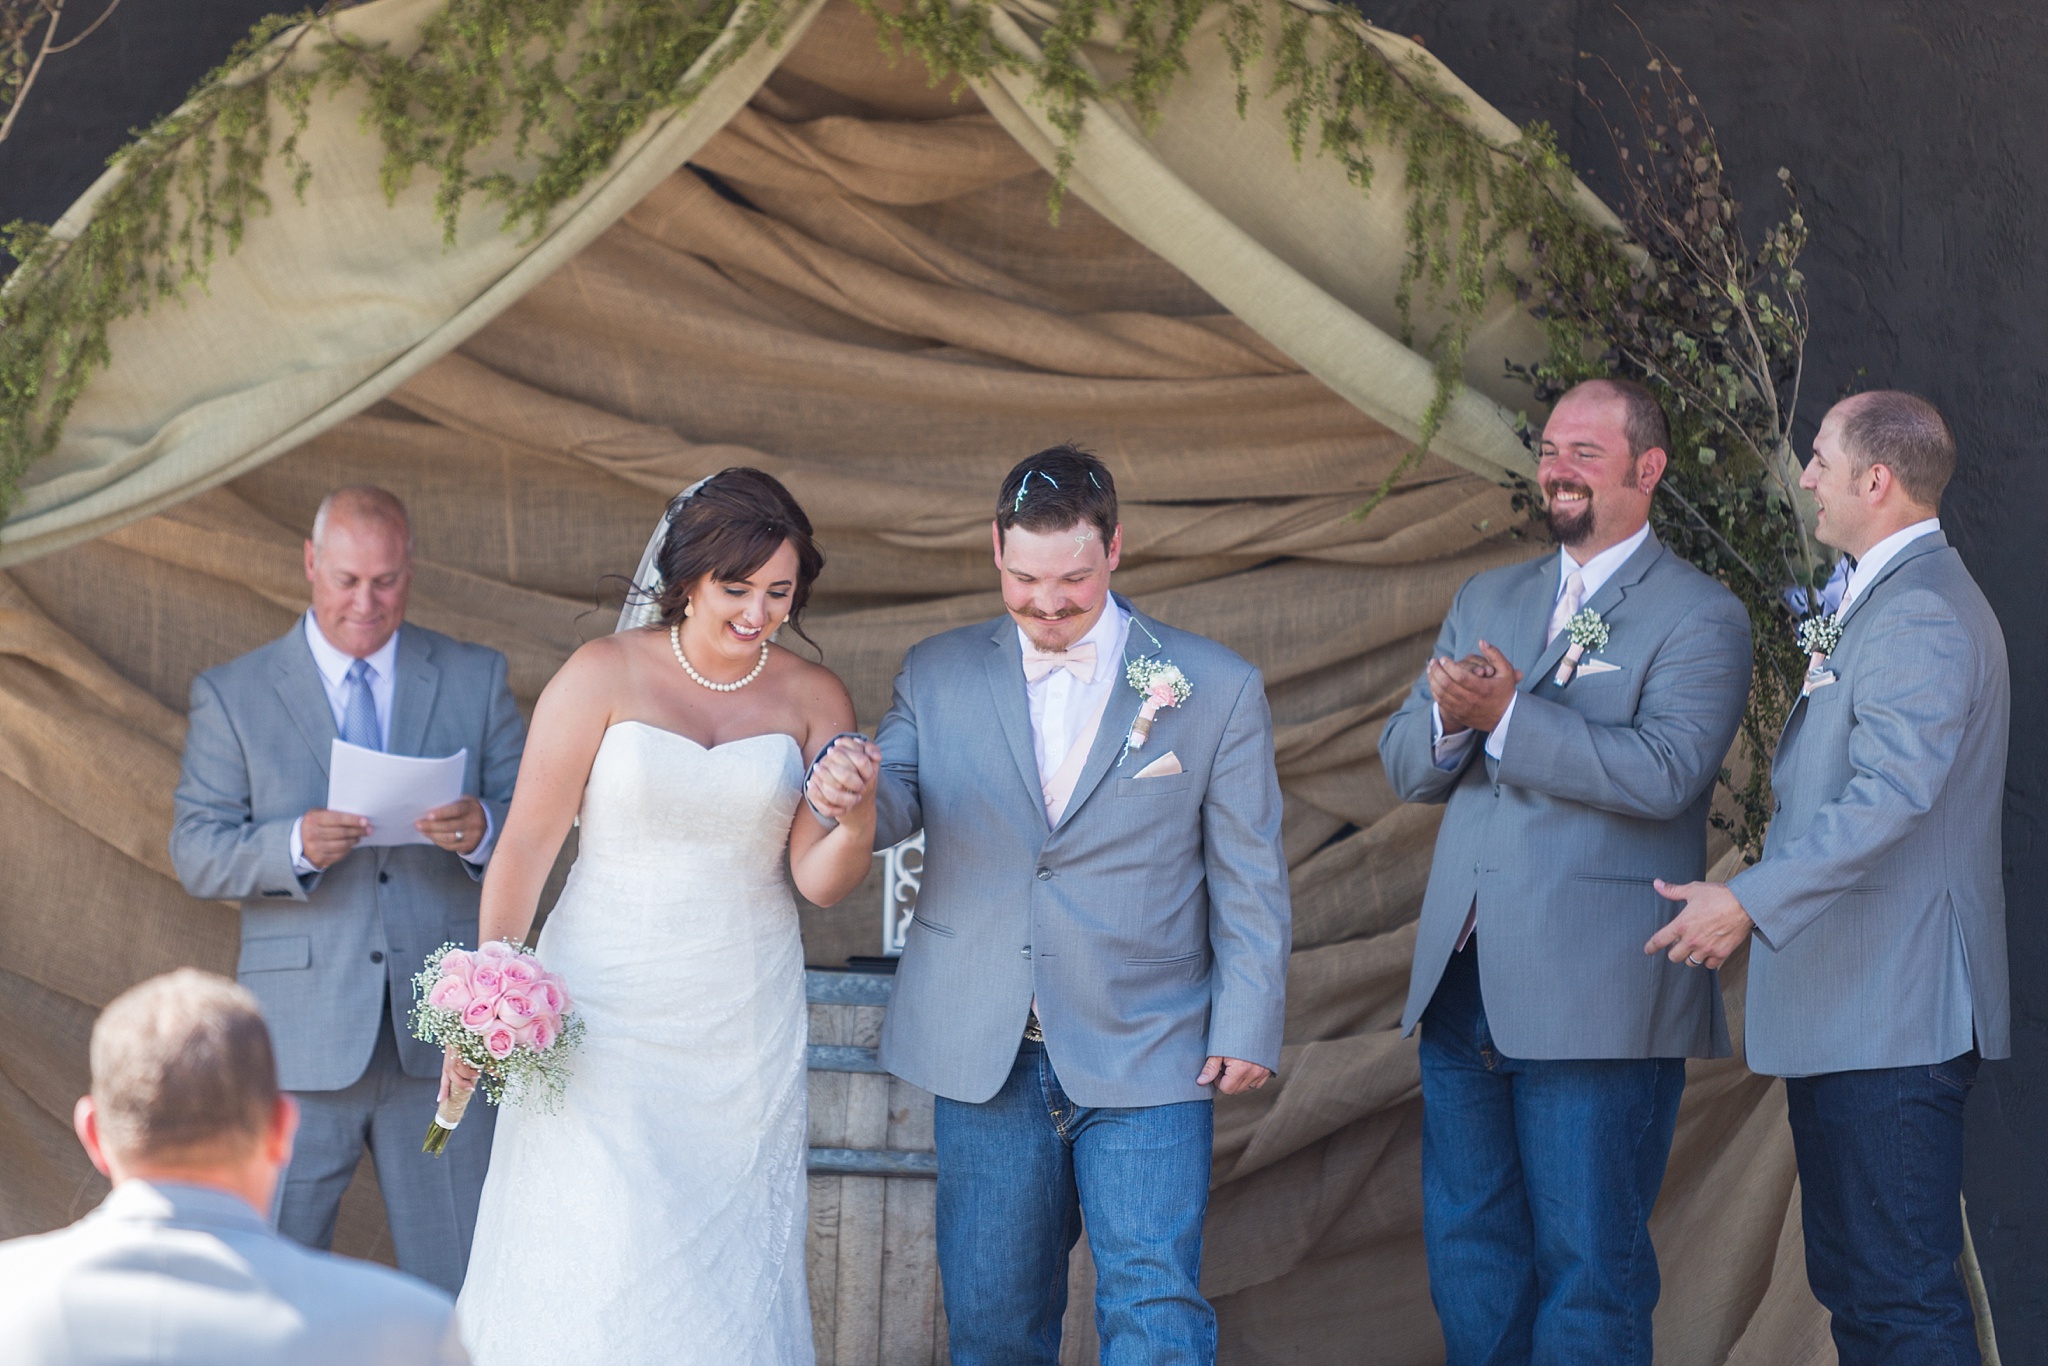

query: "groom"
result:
(813, 444), (1291, 1365)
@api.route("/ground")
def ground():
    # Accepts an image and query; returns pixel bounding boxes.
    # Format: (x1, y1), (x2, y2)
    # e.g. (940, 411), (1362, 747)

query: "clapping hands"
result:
(808, 737), (882, 822)
(1428, 642), (1522, 735)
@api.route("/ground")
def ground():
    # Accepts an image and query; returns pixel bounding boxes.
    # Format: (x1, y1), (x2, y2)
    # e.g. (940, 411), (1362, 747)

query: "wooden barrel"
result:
(806, 968), (945, 1365)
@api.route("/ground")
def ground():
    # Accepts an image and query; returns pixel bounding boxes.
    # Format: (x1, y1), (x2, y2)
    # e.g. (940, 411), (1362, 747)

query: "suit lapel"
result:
(1836, 529), (1949, 633)
(271, 621), (338, 777)
(984, 619), (1044, 813)
(1510, 555), (1565, 689)
(386, 628), (439, 758)
(1523, 534), (1667, 694)
(1054, 600), (1151, 829)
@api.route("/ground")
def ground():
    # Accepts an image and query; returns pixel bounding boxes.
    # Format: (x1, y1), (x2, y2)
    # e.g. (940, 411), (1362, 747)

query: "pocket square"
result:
(1133, 751), (1183, 779)
(1575, 658), (1622, 676)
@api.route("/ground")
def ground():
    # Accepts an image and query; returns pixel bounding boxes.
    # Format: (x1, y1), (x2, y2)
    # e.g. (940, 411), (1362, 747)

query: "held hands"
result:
(807, 738), (883, 823)
(300, 809), (371, 869)
(1198, 1056), (1272, 1095)
(416, 795), (487, 855)
(1646, 880), (1755, 970)
(1429, 642), (1522, 735)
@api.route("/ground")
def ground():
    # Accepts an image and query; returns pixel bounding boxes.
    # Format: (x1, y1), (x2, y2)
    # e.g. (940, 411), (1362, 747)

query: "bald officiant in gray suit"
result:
(169, 487), (525, 1296)
(1653, 391), (2010, 1366)
(1380, 380), (1752, 1365)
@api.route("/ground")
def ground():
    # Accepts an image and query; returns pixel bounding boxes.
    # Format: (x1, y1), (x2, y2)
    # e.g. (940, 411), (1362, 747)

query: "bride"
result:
(449, 468), (879, 1364)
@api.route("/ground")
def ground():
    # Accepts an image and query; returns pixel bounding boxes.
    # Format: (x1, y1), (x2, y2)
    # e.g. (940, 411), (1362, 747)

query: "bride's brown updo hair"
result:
(652, 468), (824, 645)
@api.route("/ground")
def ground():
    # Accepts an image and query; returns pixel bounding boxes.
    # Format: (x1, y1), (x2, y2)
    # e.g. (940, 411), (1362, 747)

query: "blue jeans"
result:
(933, 1039), (1216, 1366)
(1786, 1052), (1982, 1365)
(1418, 942), (1685, 1365)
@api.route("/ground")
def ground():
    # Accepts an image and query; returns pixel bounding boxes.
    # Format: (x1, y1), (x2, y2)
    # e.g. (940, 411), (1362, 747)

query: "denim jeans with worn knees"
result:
(1418, 943), (1685, 1366)
(933, 1040), (1216, 1366)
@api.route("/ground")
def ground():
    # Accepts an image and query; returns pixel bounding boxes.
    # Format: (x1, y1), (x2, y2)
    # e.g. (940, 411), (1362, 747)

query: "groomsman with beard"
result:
(169, 487), (525, 1296)
(1652, 391), (2009, 1365)
(1380, 379), (1753, 1363)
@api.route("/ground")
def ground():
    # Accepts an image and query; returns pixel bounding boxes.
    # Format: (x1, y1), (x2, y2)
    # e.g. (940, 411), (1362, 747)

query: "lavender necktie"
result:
(340, 658), (381, 751)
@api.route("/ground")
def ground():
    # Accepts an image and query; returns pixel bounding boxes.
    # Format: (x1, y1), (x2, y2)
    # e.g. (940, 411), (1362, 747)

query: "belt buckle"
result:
(1023, 1008), (1045, 1042)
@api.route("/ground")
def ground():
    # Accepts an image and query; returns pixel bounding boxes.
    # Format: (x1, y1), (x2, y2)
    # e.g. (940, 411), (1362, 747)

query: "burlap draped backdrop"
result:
(0, 0), (1832, 1359)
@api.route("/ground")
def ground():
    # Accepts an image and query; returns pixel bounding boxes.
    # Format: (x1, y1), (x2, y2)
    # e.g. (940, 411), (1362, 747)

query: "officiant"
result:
(169, 486), (526, 1296)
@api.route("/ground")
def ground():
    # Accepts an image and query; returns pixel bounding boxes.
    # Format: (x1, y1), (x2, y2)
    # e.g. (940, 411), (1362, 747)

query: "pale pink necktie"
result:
(1547, 568), (1585, 643)
(1023, 641), (1097, 683)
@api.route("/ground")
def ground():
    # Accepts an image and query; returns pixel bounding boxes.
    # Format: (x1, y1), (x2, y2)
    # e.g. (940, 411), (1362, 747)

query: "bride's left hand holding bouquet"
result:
(410, 941), (582, 1154)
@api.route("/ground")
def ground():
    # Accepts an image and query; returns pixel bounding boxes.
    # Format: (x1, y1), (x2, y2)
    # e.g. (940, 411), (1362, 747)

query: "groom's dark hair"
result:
(995, 444), (1118, 546)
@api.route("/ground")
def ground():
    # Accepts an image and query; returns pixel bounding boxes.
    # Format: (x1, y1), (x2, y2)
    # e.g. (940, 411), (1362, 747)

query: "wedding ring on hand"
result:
(1686, 955), (1705, 966)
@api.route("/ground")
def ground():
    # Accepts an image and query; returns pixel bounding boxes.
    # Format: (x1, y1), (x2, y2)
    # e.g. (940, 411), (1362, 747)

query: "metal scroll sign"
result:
(880, 831), (925, 956)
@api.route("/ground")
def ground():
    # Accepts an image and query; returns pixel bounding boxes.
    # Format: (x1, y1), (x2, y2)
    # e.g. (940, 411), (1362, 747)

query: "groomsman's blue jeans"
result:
(1786, 1052), (1982, 1365)
(1418, 942), (1685, 1365)
(933, 1039), (1216, 1366)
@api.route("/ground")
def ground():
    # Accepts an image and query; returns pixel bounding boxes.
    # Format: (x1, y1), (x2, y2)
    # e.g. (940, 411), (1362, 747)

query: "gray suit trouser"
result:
(274, 986), (496, 1296)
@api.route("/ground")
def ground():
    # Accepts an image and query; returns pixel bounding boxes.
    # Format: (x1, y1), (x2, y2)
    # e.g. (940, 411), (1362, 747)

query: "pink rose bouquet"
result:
(409, 941), (582, 1155)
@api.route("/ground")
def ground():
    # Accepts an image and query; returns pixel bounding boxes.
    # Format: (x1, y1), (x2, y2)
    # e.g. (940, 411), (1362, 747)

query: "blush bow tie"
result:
(1023, 641), (1098, 683)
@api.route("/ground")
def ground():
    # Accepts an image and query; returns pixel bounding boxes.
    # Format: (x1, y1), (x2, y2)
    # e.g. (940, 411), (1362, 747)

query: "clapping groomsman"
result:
(170, 488), (525, 1295)
(1653, 392), (2009, 1364)
(1380, 380), (1752, 1363)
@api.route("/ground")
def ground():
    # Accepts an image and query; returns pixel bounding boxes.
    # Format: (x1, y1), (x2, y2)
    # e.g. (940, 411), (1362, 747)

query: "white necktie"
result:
(1548, 568), (1585, 644)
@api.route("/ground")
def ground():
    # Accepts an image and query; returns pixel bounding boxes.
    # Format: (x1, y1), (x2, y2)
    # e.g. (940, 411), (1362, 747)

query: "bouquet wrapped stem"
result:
(410, 941), (581, 1157)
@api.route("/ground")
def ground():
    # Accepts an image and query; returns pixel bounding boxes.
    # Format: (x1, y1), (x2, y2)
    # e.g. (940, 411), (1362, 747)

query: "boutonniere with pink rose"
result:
(410, 940), (583, 1154)
(1552, 608), (1611, 687)
(1123, 656), (1192, 757)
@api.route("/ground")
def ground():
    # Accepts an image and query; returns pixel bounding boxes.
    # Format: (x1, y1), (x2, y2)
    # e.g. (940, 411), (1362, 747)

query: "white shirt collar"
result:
(302, 610), (400, 685)
(1843, 518), (1941, 611)
(1017, 594), (1127, 685)
(1558, 521), (1652, 602)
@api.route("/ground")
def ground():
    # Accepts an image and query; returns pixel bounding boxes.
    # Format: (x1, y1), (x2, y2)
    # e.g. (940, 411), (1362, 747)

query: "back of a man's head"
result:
(90, 969), (279, 1169)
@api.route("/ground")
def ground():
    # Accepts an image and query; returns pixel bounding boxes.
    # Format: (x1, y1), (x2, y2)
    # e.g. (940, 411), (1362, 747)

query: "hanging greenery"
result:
(0, 0), (1815, 852)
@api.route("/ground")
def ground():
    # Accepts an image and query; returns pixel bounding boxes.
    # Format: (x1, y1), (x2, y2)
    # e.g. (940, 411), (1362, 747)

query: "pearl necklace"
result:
(671, 623), (770, 692)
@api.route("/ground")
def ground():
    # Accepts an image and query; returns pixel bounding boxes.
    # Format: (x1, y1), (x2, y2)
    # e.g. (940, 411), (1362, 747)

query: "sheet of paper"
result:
(327, 740), (469, 847)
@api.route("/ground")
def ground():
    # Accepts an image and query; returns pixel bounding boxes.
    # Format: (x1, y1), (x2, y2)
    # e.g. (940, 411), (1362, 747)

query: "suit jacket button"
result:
(370, 951), (384, 964)
(1036, 869), (1052, 881)
(378, 871), (391, 884)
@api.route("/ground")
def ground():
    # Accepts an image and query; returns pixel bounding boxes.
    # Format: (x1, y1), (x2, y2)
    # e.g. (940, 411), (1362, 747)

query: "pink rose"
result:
(437, 949), (475, 982)
(470, 964), (505, 996)
(427, 976), (474, 1012)
(1147, 679), (1178, 707)
(495, 988), (540, 1027)
(477, 941), (517, 962)
(517, 1014), (558, 1053)
(461, 997), (499, 1030)
(481, 1024), (518, 1060)
(500, 956), (542, 985)
(529, 978), (565, 1015)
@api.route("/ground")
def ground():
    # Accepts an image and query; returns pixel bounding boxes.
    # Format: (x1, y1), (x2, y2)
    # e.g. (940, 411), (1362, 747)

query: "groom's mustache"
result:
(1017, 606), (1088, 621)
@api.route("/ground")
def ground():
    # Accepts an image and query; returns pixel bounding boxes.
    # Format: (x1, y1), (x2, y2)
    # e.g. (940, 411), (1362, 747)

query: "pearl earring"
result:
(683, 599), (693, 618)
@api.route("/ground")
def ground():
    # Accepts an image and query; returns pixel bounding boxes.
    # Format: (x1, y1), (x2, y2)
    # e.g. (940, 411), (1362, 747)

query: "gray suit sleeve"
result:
(1200, 668), (1291, 1071)
(1495, 591), (1752, 821)
(873, 651), (923, 850)
(1379, 579), (1478, 803)
(1730, 590), (1976, 951)
(169, 673), (313, 901)
(464, 651), (526, 880)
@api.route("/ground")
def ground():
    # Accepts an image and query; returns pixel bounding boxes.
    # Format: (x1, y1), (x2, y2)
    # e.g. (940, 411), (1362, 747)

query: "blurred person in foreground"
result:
(1652, 391), (2009, 1365)
(0, 968), (465, 1365)
(169, 486), (525, 1294)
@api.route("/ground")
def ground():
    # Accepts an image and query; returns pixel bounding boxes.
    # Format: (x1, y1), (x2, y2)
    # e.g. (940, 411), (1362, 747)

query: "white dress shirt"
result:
(1433, 521), (1653, 768)
(290, 613), (493, 874)
(1022, 596), (1130, 788)
(1839, 518), (1941, 615)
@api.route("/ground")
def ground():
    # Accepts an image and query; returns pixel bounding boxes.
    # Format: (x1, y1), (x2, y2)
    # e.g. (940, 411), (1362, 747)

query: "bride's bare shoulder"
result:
(544, 630), (660, 698)
(771, 645), (855, 728)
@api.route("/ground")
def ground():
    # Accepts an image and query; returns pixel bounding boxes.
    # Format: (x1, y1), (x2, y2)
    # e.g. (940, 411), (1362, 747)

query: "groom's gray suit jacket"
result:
(1382, 534), (1753, 1059)
(170, 622), (525, 1091)
(873, 600), (1291, 1108)
(1729, 531), (2011, 1076)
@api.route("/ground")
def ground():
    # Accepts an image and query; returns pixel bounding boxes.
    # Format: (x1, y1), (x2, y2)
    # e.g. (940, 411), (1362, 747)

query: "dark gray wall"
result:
(4, 0), (2043, 1352)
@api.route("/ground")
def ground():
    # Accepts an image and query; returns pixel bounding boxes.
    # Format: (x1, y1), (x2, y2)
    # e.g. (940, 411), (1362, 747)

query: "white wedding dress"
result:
(459, 721), (813, 1365)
